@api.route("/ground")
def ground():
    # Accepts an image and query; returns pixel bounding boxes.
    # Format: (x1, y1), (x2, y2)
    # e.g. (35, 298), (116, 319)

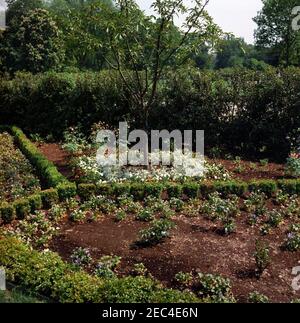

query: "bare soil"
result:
(50, 212), (300, 303)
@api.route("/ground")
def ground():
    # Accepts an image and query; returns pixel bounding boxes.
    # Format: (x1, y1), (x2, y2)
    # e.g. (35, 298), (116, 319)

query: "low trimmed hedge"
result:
(78, 179), (300, 202)
(0, 237), (200, 303)
(10, 126), (68, 188)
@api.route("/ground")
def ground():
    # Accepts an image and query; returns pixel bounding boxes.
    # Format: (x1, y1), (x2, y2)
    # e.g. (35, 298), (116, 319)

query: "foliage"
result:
(0, 132), (41, 203)
(196, 273), (234, 302)
(253, 0), (300, 67)
(70, 247), (92, 268)
(94, 255), (121, 279)
(285, 224), (300, 251)
(254, 240), (271, 275)
(138, 219), (176, 245)
(1, 68), (300, 161)
(0, 8), (65, 73)
(248, 291), (269, 303)
(202, 192), (240, 221)
(285, 154), (300, 178)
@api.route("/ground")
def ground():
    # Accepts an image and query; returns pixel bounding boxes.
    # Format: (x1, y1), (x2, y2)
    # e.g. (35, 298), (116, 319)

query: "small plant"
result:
(285, 153), (300, 178)
(260, 223), (272, 236)
(266, 210), (284, 228)
(182, 203), (200, 218)
(174, 272), (193, 288)
(169, 198), (184, 212)
(254, 240), (270, 276)
(222, 217), (236, 236)
(259, 159), (269, 168)
(202, 192), (240, 221)
(117, 195), (134, 208)
(69, 209), (86, 222)
(248, 292), (269, 303)
(247, 213), (259, 226)
(274, 190), (290, 206)
(233, 156), (245, 174)
(280, 196), (300, 218)
(196, 273), (234, 302)
(132, 263), (148, 277)
(94, 255), (121, 278)
(136, 209), (154, 222)
(48, 204), (66, 221)
(138, 219), (175, 245)
(115, 210), (126, 222)
(244, 192), (266, 216)
(64, 198), (79, 211)
(126, 201), (142, 214)
(70, 247), (92, 268)
(285, 224), (300, 251)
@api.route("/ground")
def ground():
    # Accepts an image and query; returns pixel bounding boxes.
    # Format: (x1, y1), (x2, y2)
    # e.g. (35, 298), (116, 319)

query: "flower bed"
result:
(0, 132), (41, 203)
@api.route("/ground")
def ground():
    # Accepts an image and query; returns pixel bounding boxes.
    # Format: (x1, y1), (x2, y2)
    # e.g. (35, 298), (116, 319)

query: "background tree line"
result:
(0, 0), (300, 74)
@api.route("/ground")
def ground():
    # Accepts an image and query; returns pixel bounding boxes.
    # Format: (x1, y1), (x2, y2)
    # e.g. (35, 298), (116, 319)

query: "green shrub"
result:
(96, 184), (113, 197)
(144, 183), (163, 198)
(249, 180), (277, 197)
(40, 189), (59, 209)
(13, 199), (31, 220)
(196, 273), (234, 302)
(199, 183), (215, 198)
(182, 183), (199, 199)
(214, 181), (248, 197)
(11, 126), (68, 188)
(248, 292), (269, 303)
(130, 183), (145, 201)
(2, 68), (300, 161)
(27, 194), (43, 213)
(278, 180), (300, 195)
(112, 183), (131, 197)
(166, 184), (182, 199)
(0, 202), (15, 223)
(57, 183), (77, 201)
(77, 184), (96, 201)
(0, 237), (200, 303)
(138, 219), (176, 245)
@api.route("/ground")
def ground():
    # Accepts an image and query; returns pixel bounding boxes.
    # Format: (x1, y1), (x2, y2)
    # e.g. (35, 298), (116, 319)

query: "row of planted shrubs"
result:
(0, 126), (77, 223)
(78, 179), (300, 201)
(3, 178), (299, 224)
(10, 126), (69, 188)
(0, 237), (199, 303)
(0, 184), (77, 224)
(1, 68), (300, 160)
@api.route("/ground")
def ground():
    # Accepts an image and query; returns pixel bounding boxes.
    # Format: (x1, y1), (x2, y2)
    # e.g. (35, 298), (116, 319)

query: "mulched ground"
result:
(50, 211), (300, 303)
(36, 143), (73, 179)
(38, 142), (299, 302)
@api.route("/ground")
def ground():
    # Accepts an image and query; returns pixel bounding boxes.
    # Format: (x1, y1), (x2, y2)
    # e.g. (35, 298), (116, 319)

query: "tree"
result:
(215, 35), (246, 69)
(81, 0), (220, 128)
(5, 0), (44, 25)
(253, 0), (300, 66)
(46, 0), (115, 69)
(0, 8), (65, 73)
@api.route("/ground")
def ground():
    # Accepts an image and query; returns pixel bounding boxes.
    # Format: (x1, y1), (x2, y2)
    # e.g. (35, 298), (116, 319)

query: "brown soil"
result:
(36, 143), (73, 179)
(214, 159), (286, 181)
(50, 212), (300, 303)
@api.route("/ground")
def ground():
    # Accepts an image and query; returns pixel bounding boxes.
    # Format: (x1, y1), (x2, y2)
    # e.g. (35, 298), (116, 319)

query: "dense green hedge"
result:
(1, 68), (300, 160)
(77, 179), (300, 201)
(0, 237), (199, 303)
(11, 126), (68, 188)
